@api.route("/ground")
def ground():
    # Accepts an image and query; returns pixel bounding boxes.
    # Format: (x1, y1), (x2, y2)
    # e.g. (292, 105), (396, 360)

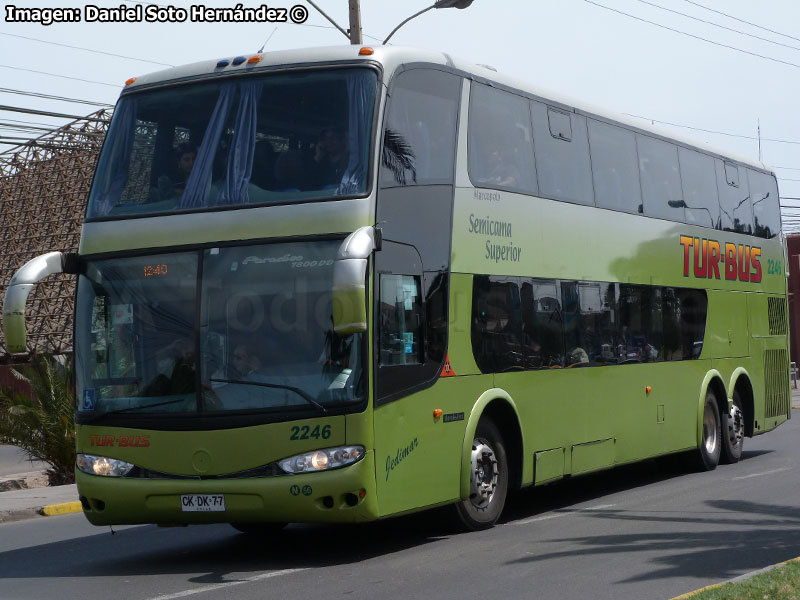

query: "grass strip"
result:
(682, 559), (800, 600)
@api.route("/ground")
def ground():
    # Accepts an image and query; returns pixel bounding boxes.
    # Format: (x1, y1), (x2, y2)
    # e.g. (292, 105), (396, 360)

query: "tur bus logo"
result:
(680, 235), (762, 283)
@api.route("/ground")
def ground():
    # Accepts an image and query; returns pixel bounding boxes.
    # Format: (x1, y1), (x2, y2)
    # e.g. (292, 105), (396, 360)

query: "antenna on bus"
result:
(257, 26), (278, 53)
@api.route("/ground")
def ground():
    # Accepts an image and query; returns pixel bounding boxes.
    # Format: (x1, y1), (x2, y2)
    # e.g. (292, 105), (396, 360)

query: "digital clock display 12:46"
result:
(143, 263), (169, 277)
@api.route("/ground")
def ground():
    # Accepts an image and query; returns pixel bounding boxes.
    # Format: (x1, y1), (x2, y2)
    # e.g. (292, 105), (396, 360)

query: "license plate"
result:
(180, 494), (225, 512)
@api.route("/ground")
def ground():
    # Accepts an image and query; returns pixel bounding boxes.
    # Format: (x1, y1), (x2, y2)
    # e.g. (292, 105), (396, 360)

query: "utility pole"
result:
(348, 0), (362, 45)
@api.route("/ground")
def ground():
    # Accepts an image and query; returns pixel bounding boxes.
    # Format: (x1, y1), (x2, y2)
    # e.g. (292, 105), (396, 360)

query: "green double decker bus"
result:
(3, 45), (789, 531)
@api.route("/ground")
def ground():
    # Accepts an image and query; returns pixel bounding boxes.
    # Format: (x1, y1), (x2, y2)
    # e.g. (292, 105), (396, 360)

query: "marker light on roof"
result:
(232, 56), (246, 66)
(359, 47), (374, 56)
(124, 77), (136, 86)
(216, 59), (230, 68)
(247, 55), (262, 64)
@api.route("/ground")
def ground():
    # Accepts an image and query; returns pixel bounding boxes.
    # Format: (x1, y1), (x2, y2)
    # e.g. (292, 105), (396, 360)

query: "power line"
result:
(625, 113), (800, 146)
(584, 0), (800, 70)
(0, 33), (173, 67)
(290, 21), (384, 43)
(123, 0), (383, 43)
(0, 123), (56, 134)
(0, 105), (108, 122)
(0, 64), (120, 88)
(634, 0), (800, 52)
(0, 116), (62, 129)
(0, 87), (112, 107)
(682, 0), (800, 45)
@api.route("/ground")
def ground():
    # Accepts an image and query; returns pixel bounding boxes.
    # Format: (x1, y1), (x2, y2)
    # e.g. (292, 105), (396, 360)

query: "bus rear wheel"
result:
(696, 390), (722, 471)
(721, 390), (745, 464)
(454, 419), (508, 531)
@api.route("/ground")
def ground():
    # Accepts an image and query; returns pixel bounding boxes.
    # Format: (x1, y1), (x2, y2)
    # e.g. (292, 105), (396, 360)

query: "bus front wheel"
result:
(697, 390), (722, 471)
(454, 419), (509, 531)
(721, 390), (745, 464)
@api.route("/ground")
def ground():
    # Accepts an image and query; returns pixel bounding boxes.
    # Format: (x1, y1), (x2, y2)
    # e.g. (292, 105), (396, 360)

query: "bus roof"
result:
(124, 44), (773, 175)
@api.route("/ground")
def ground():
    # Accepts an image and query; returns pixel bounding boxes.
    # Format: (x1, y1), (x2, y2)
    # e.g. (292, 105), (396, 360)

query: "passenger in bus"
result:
(310, 127), (348, 189)
(230, 342), (262, 380)
(475, 141), (520, 189)
(172, 143), (197, 196)
(486, 148), (520, 188)
(151, 144), (197, 203)
(567, 347), (589, 367)
(141, 335), (196, 397)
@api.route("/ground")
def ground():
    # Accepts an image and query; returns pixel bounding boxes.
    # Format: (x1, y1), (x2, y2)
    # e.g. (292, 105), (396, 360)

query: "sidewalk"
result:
(0, 481), (79, 523)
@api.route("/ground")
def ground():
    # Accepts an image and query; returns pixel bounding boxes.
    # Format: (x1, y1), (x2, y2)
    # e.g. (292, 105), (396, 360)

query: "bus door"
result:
(372, 66), (464, 515)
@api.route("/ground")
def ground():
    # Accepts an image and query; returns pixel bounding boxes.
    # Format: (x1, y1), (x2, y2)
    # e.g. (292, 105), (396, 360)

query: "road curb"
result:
(40, 501), (82, 517)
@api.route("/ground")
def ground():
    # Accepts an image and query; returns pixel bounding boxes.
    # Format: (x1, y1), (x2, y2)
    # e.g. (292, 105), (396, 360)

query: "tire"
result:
(696, 390), (722, 471)
(721, 390), (745, 464)
(453, 419), (509, 531)
(231, 522), (287, 535)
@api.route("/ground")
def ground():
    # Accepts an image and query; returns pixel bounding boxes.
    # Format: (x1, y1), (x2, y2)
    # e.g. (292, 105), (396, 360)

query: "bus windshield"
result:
(74, 239), (364, 420)
(87, 67), (378, 219)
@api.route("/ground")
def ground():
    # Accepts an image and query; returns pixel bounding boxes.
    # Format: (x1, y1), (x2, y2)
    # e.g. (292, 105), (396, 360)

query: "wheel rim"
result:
(703, 403), (718, 455)
(469, 438), (498, 510)
(728, 404), (744, 448)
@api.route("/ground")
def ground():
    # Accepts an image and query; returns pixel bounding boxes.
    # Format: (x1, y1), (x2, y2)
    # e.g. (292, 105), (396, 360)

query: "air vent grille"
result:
(768, 296), (788, 336)
(764, 349), (789, 419)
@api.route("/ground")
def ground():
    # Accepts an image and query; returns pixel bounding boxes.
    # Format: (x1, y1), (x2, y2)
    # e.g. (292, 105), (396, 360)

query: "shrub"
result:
(0, 354), (75, 485)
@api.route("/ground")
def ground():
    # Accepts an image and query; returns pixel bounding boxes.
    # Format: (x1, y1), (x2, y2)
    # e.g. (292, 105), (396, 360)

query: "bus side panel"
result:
(372, 376), (484, 518)
(703, 290), (749, 358)
(497, 361), (702, 483)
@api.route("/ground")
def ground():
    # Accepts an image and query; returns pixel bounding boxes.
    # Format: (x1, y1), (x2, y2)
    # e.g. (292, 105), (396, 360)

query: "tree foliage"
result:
(0, 354), (75, 485)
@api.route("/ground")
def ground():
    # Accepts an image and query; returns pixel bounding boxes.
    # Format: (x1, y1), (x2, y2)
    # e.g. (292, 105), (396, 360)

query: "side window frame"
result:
(379, 67), (461, 189)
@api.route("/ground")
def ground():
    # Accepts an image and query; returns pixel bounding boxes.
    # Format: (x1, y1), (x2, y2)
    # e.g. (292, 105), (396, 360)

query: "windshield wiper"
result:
(85, 398), (189, 419)
(210, 379), (327, 414)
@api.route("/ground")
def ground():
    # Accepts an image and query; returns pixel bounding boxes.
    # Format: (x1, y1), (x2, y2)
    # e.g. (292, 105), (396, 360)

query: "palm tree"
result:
(0, 354), (76, 485)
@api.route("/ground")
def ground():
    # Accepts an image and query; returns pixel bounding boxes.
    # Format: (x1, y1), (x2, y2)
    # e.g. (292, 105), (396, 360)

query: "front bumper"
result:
(76, 451), (378, 526)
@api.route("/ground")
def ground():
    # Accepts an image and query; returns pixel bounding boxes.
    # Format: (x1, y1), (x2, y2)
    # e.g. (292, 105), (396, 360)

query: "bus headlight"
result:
(278, 446), (365, 474)
(77, 454), (135, 477)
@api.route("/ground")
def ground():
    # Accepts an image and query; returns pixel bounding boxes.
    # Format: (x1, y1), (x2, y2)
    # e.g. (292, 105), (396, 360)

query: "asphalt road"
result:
(0, 415), (798, 600)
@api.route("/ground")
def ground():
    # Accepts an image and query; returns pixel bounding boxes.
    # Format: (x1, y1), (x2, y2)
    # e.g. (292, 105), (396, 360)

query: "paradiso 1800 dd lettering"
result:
(680, 235), (762, 283)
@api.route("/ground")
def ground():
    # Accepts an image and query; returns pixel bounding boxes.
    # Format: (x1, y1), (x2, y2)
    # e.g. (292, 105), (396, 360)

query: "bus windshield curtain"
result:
(179, 83), (235, 209)
(94, 98), (137, 217)
(217, 81), (264, 206)
(337, 71), (373, 196)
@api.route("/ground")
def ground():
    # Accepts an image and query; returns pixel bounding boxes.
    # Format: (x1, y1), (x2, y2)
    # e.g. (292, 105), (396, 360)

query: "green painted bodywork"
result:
(71, 59), (789, 527)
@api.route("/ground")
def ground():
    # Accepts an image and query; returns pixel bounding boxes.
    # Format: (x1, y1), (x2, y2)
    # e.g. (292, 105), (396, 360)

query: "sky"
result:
(2, 0), (800, 230)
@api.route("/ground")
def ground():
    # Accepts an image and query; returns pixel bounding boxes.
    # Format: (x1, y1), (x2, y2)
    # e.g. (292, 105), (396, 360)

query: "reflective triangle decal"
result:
(440, 354), (456, 377)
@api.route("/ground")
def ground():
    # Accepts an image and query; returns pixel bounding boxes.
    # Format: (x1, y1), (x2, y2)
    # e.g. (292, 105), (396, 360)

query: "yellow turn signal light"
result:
(646, 386), (652, 395)
(247, 55), (262, 64)
(433, 408), (443, 419)
(124, 77), (137, 86)
(359, 47), (374, 55)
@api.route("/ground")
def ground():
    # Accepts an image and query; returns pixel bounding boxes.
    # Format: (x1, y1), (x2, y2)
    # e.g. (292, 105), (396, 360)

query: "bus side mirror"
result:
(332, 227), (380, 335)
(2, 252), (78, 354)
